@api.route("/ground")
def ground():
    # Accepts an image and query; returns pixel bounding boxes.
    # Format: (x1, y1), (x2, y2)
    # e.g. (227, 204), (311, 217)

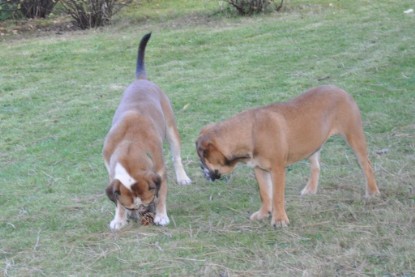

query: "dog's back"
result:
(111, 33), (168, 133)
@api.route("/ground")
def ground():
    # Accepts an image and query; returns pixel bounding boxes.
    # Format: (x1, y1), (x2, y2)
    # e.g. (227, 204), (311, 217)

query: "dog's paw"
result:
(249, 210), (270, 221)
(301, 186), (317, 196)
(301, 180), (318, 195)
(154, 213), (170, 226)
(177, 174), (192, 186)
(109, 218), (128, 231)
(271, 216), (290, 228)
(365, 189), (380, 199)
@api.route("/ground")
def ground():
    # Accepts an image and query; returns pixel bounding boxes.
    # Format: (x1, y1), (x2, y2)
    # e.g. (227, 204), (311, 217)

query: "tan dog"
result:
(196, 85), (380, 227)
(103, 33), (191, 230)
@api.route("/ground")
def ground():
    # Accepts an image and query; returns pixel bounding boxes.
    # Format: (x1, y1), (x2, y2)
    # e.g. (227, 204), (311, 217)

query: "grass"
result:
(1, 0), (414, 275)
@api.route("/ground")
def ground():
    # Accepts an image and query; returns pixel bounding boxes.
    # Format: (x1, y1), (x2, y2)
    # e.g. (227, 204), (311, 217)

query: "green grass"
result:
(1, 0), (414, 275)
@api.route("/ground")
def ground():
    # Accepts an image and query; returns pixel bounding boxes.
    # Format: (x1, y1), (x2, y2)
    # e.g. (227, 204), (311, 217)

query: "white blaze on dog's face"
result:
(106, 162), (161, 210)
(196, 133), (238, 181)
(114, 162), (136, 190)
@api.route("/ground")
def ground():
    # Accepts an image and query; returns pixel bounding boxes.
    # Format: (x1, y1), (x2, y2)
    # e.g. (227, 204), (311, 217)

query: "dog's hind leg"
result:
(162, 100), (191, 185)
(165, 124), (191, 185)
(250, 168), (272, 221)
(344, 129), (380, 197)
(301, 150), (321, 195)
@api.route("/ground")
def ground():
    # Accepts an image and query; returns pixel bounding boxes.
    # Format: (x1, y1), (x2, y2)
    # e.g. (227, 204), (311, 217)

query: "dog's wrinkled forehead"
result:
(195, 138), (205, 158)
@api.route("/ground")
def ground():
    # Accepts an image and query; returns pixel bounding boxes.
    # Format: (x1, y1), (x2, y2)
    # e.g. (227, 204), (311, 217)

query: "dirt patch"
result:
(0, 16), (79, 39)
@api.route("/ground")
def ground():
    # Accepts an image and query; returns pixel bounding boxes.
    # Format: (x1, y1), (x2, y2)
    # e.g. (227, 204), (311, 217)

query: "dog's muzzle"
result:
(126, 193), (158, 211)
(137, 201), (156, 214)
(200, 163), (221, 181)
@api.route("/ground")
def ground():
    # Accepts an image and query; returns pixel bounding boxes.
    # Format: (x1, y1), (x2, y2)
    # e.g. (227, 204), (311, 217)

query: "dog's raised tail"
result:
(136, 32), (152, 79)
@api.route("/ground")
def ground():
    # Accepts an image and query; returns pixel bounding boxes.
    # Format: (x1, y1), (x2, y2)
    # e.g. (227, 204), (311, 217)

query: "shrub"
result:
(0, 0), (57, 20)
(20, 0), (58, 18)
(0, 0), (19, 20)
(60, 0), (131, 29)
(226, 0), (283, 15)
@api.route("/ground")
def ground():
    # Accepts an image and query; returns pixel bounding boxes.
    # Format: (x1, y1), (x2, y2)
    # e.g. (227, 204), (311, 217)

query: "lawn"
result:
(0, 0), (414, 276)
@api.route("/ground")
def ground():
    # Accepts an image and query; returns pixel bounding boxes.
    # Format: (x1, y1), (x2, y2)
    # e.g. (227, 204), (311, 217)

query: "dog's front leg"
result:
(250, 168), (272, 221)
(154, 173), (170, 226)
(110, 202), (128, 230)
(271, 166), (289, 227)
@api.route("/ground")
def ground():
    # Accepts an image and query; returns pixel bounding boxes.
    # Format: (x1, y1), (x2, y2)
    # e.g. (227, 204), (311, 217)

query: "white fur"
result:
(246, 158), (258, 168)
(114, 162), (136, 190)
(167, 126), (192, 185)
(154, 213), (170, 226)
(174, 160), (192, 185)
(110, 205), (128, 230)
(133, 197), (143, 207)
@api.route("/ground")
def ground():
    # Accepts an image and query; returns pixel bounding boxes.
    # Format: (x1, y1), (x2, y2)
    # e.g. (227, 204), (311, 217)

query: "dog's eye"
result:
(114, 190), (120, 197)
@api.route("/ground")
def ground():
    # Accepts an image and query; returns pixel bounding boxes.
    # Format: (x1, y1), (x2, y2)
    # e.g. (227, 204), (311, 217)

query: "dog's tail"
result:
(136, 32), (152, 80)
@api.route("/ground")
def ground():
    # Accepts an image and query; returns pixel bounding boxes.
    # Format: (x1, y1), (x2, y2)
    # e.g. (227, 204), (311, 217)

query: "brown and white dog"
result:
(103, 33), (191, 230)
(196, 85), (380, 227)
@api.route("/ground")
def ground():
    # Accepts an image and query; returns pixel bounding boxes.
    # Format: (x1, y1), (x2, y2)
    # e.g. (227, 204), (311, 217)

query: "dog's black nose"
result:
(209, 170), (221, 181)
(200, 163), (221, 181)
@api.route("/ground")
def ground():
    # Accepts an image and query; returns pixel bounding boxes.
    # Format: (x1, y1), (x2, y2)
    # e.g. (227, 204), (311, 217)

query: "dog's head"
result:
(195, 126), (239, 181)
(105, 162), (161, 210)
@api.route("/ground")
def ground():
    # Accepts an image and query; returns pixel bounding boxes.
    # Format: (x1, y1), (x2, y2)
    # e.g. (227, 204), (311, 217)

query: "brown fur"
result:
(196, 85), (380, 227)
(103, 33), (191, 230)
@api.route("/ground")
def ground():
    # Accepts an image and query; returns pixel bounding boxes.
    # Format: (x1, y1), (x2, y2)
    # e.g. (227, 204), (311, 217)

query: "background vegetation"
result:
(0, 0), (58, 20)
(1, 0), (414, 276)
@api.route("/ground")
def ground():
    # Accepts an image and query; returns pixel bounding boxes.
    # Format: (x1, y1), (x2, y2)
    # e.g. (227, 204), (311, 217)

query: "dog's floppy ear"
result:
(202, 140), (223, 161)
(207, 144), (227, 164)
(196, 136), (215, 159)
(105, 179), (121, 204)
(148, 173), (161, 196)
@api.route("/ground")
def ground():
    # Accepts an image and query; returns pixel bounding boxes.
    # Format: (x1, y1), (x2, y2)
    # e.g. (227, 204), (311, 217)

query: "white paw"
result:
(301, 186), (317, 196)
(177, 175), (192, 185)
(176, 168), (192, 185)
(109, 218), (128, 230)
(154, 213), (170, 226)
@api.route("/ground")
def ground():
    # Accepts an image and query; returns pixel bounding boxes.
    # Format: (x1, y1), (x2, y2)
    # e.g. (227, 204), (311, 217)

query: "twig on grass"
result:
(33, 228), (41, 251)
(300, 221), (331, 228)
(175, 257), (206, 263)
(3, 258), (14, 277)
